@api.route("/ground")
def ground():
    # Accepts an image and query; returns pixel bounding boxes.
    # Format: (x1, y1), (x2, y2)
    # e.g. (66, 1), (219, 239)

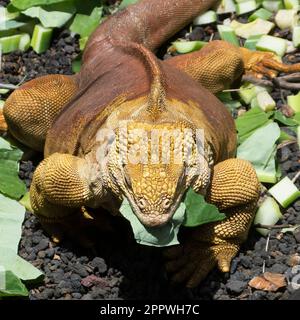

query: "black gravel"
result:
(1, 4), (300, 300)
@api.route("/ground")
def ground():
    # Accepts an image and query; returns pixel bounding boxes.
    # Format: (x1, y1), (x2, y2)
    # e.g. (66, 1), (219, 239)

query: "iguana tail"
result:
(84, 0), (218, 60)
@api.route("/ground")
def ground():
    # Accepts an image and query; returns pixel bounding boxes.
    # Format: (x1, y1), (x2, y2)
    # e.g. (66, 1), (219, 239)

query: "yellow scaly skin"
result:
(3, 0), (299, 287)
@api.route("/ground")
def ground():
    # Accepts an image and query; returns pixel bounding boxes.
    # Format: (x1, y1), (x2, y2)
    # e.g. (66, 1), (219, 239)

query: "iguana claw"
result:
(164, 241), (239, 288)
(240, 47), (300, 79)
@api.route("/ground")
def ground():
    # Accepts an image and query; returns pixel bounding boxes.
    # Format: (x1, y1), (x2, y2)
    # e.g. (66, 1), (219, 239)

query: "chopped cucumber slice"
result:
(172, 41), (206, 53)
(215, 0), (236, 14)
(0, 33), (30, 53)
(231, 18), (274, 39)
(256, 35), (287, 57)
(263, 0), (284, 11)
(248, 8), (273, 21)
(244, 34), (264, 50)
(193, 10), (217, 25)
(254, 197), (283, 236)
(275, 9), (298, 30)
(30, 24), (53, 54)
(256, 91), (276, 111)
(293, 26), (300, 47)
(239, 82), (268, 104)
(217, 25), (239, 46)
(284, 0), (299, 10)
(18, 33), (30, 51)
(236, 0), (258, 15)
(269, 176), (300, 208)
(287, 92), (300, 113)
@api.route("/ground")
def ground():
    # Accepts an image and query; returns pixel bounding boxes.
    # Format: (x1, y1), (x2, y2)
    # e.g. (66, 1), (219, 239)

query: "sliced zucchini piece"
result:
(268, 176), (300, 208)
(256, 35), (287, 57)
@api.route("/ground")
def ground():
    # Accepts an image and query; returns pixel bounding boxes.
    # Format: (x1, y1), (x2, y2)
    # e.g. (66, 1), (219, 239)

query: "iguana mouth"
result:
(135, 211), (174, 228)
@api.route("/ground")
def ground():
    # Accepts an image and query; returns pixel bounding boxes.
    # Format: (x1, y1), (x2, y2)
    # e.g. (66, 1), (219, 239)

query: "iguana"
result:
(2, 0), (300, 288)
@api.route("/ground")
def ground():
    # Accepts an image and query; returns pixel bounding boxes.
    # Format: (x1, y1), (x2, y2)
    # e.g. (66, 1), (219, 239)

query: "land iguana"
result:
(2, 0), (300, 287)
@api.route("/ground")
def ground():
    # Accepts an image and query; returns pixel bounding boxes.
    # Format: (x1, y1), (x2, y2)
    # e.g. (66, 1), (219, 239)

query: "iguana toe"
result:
(240, 47), (300, 79)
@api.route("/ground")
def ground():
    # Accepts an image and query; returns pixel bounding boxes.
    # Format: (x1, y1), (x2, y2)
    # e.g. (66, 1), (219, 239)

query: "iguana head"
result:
(103, 122), (211, 227)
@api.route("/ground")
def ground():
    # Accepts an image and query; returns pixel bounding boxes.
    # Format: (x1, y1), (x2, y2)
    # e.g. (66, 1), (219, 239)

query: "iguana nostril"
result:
(162, 199), (171, 209)
(137, 198), (147, 209)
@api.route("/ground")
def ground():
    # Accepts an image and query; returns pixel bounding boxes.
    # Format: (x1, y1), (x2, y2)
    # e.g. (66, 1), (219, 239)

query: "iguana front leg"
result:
(30, 153), (106, 246)
(164, 159), (260, 288)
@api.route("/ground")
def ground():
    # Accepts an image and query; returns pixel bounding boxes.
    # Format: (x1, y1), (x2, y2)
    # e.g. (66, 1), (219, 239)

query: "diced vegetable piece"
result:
(284, 0), (300, 10)
(269, 176), (300, 208)
(18, 33), (30, 51)
(0, 33), (30, 53)
(193, 10), (217, 25)
(254, 197), (283, 236)
(244, 35), (263, 50)
(172, 41), (207, 53)
(248, 8), (273, 21)
(293, 26), (300, 47)
(231, 18), (274, 39)
(214, 0), (236, 14)
(286, 40), (297, 53)
(275, 9), (298, 30)
(0, 35), (20, 53)
(256, 35), (287, 57)
(30, 24), (53, 54)
(287, 92), (300, 113)
(238, 82), (268, 104)
(236, 0), (258, 15)
(263, 0), (284, 11)
(217, 25), (239, 46)
(256, 91), (276, 111)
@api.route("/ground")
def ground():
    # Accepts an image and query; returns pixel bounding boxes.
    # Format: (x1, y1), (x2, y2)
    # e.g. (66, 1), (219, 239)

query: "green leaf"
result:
(22, 3), (76, 28)
(0, 247), (44, 283)
(119, 199), (186, 247)
(273, 110), (299, 126)
(0, 194), (25, 253)
(119, 0), (139, 9)
(19, 192), (33, 213)
(69, 7), (103, 38)
(235, 107), (273, 144)
(183, 188), (225, 227)
(237, 122), (281, 183)
(0, 270), (28, 297)
(0, 144), (27, 199)
(11, 0), (67, 10)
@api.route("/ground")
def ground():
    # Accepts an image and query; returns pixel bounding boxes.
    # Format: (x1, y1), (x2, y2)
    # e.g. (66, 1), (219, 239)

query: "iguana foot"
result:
(3, 74), (78, 151)
(30, 153), (105, 249)
(240, 47), (300, 79)
(164, 159), (260, 288)
(164, 239), (240, 287)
